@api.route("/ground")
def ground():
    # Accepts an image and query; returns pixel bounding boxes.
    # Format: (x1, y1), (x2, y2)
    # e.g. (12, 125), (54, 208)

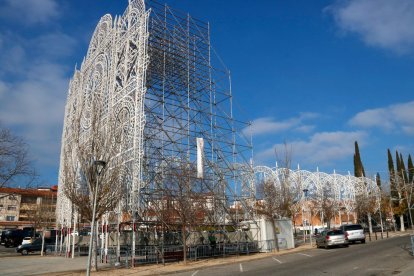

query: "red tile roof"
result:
(0, 187), (57, 197)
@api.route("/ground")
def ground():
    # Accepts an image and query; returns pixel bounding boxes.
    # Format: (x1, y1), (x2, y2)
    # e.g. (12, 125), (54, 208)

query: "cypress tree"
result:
(354, 141), (365, 177)
(408, 154), (414, 184)
(400, 153), (408, 183)
(376, 172), (381, 188)
(393, 150), (407, 231)
(353, 153), (359, 177)
(396, 150), (401, 175)
(388, 149), (397, 207)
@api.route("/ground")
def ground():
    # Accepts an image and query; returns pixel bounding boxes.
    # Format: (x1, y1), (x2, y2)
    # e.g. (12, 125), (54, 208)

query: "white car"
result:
(21, 237), (34, 245)
(339, 224), (365, 244)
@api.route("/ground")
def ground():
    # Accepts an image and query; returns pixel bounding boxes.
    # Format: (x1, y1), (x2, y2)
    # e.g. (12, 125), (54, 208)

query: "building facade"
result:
(0, 187), (57, 230)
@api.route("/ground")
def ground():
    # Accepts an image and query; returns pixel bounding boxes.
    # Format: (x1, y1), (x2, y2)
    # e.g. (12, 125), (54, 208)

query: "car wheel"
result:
(324, 244), (329, 249)
(21, 249), (28, 255)
(361, 239), (366, 244)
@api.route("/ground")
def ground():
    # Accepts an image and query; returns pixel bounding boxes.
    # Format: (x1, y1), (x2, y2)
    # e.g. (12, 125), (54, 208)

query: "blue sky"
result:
(1, 0), (414, 186)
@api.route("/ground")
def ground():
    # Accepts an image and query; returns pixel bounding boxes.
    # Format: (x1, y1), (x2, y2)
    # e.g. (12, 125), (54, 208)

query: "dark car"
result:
(3, 228), (36, 247)
(16, 238), (55, 255)
(1, 229), (16, 245)
(3, 229), (24, 247)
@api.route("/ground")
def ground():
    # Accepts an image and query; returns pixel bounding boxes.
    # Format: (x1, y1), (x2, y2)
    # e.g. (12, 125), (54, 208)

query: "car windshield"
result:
(327, 230), (344, 235)
(32, 239), (42, 245)
(344, 225), (363, 231)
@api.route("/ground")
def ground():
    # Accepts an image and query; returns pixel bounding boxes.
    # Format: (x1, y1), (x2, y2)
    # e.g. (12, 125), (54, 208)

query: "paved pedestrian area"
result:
(0, 256), (89, 276)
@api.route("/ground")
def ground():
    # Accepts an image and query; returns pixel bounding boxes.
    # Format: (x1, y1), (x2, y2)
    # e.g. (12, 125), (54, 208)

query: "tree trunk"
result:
(271, 218), (279, 252)
(367, 213), (373, 234)
(400, 215), (405, 232)
(182, 224), (187, 264)
(91, 222), (99, 272)
(40, 230), (45, 256)
(320, 212), (324, 229)
(116, 220), (120, 263)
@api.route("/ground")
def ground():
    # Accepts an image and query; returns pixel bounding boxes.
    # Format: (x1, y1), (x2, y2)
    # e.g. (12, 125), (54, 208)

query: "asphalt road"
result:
(173, 236), (413, 276)
(0, 244), (19, 257)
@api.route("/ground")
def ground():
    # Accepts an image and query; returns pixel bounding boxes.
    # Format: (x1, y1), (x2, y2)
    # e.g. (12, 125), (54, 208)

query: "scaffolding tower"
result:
(57, 0), (255, 248)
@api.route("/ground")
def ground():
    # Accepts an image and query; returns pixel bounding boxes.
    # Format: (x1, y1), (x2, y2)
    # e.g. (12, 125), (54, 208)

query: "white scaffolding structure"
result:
(57, 0), (254, 250)
(253, 166), (381, 225)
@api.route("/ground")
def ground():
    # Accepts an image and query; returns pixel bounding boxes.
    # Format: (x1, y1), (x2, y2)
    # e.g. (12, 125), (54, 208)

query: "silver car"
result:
(316, 229), (348, 249)
(339, 224), (365, 244)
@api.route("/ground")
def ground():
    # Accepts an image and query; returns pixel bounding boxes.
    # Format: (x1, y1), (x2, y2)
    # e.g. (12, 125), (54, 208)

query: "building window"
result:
(0, 204), (3, 209)
(6, 216), (15, 221)
(8, 195), (15, 200)
(7, 205), (17, 211)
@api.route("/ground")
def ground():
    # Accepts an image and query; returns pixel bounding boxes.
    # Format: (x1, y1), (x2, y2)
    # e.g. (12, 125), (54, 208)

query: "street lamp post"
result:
(86, 160), (106, 276)
(303, 188), (312, 247)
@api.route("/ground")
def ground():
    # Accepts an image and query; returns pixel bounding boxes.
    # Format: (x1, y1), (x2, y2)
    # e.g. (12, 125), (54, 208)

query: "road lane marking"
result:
(297, 253), (312, 257)
(240, 263), (244, 272)
(272, 257), (282, 264)
(191, 271), (199, 276)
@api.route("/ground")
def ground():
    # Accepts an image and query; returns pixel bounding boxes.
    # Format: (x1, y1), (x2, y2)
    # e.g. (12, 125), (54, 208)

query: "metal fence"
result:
(50, 241), (265, 267)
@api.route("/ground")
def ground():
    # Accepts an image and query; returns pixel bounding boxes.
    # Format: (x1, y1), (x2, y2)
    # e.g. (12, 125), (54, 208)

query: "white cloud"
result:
(295, 125), (315, 133)
(349, 101), (414, 134)
(0, 29), (73, 170)
(0, 0), (59, 25)
(243, 112), (319, 136)
(327, 0), (414, 54)
(0, 62), (68, 166)
(255, 131), (367, 166)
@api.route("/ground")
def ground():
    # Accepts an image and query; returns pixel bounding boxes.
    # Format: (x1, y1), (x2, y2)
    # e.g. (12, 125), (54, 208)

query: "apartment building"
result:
(0, 186), (57, 230)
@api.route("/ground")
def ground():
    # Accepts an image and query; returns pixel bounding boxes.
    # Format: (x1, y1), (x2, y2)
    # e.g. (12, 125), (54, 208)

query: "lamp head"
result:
(94, 160), (107, 175)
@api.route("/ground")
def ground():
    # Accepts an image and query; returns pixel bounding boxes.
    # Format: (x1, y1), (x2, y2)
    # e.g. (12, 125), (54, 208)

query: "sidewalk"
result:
(51, 244), (315, 276)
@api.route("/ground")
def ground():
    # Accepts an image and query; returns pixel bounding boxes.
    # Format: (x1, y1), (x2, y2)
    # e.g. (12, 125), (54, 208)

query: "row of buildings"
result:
(0, 186), (57, 230)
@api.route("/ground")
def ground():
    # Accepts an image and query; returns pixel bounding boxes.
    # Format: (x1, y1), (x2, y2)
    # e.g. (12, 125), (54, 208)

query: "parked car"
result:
(4, 229), (24, 247)
(3, 228), (37, 247)
(1, 229), (16, 245)
(316, 229), (348, 249)
(16, 238), (55, 255)
(339, 224), (365, 244)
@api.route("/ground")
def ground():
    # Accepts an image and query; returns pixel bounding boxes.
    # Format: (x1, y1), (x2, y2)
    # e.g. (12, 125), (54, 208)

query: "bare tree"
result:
(256, 179), (282, 251)
(61, 95), (124, 271)
(274, 143), (301, 219)
(157, 161), (206, 264)
(316, 186), (337, 229)
(0, 125), (35, 188)
(30, 195), (55, 256)
(389, 171), (407, 231)
(255, 142), (301, 251)
(354, 192), (377, 228)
